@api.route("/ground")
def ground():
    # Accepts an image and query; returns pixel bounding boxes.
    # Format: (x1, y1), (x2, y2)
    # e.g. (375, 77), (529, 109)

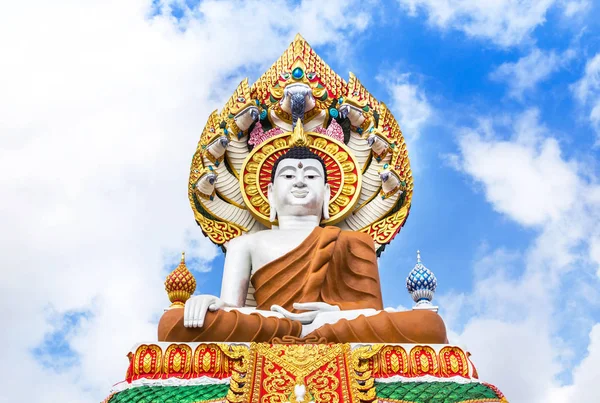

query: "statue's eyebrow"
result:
(276, 165), (297, 176)
(303, 166), (322, 175)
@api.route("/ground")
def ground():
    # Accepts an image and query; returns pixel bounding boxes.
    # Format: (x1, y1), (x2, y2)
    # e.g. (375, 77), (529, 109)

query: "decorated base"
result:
(102, 342), (508, 403)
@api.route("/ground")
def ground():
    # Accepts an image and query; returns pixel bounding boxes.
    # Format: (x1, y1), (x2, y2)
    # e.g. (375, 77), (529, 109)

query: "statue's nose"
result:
(293, 178), (307, 188)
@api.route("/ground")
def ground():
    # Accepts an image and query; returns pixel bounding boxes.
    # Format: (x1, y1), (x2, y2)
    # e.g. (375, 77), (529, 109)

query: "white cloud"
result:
(548, 324), (600, 402)
(0, 0), (372, 401)
(561, 0), (591, 17)
(397, 0), (557, 47)
(445, 107), (600, 402)
(387, 74), (434, 142)
(456, 109), (580, 227)
(572, 53), (600, 142)
(491, 48), (575, 99)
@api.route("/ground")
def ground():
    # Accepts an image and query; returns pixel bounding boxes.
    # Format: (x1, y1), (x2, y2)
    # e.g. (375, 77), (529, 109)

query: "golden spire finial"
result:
(289, 119), (309, 147)
(164, 251), (197, 309)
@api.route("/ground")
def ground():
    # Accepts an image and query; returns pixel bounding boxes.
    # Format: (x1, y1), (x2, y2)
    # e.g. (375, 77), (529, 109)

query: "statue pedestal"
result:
(102, 342), (508, 403)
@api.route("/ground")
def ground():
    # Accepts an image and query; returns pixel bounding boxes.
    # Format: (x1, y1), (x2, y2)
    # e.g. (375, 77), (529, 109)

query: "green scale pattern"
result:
(107, 384), (230, 403)
(376, 381), (502, 402)
(106, 381), (502, 403)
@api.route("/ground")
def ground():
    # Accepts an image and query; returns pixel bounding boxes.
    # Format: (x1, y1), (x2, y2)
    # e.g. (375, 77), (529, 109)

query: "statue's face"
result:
(268, 158), (329, 218)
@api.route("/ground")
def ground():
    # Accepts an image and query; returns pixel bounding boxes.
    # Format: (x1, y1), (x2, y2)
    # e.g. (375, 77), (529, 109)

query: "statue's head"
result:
(267, 146), (330, 222)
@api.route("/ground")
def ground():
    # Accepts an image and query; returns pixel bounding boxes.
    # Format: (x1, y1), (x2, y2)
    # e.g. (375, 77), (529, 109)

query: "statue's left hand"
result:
(184, 295), (228, 328)
(270, 302), (340, 324)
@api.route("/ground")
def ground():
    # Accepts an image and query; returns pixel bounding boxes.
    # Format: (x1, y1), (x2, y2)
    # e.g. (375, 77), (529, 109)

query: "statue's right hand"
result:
(184, 295), (227, 328)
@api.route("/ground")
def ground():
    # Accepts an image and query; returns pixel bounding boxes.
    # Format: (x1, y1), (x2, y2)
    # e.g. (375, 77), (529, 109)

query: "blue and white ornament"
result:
(406, 250), (437, 307)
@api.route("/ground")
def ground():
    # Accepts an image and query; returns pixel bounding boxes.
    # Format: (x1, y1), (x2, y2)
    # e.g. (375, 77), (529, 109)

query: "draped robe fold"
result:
(158, 226), (447, 344)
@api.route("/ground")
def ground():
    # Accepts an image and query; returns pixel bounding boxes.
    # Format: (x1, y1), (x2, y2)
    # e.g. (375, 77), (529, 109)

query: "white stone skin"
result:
(183, 157), (379, 330)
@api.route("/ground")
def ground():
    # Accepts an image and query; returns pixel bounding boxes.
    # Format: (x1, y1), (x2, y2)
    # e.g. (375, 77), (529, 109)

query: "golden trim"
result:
(379, 185), (401, 199)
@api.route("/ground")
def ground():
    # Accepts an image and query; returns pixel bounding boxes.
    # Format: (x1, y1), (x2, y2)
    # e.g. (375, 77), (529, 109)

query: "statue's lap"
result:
(158, 308), (448, 344)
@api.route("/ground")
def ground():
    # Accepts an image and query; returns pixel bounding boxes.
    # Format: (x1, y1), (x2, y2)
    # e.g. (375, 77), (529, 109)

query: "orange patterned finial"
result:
(164, 251), (197, 309)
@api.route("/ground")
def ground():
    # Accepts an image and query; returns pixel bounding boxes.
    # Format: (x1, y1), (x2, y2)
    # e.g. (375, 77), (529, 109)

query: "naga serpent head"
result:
(367, 127), (391, 161)
(378, 164), (406, 196)
(194, 168), (218, 200)
(269, 59), (329, 127)
(224, 78), (260, 134)
(202, 131), (230, 165)
(338, 72), (375, 129)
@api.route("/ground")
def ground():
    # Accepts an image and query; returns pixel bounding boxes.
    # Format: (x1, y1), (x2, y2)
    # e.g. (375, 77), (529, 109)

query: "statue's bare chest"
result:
(249, 229), (314, 274)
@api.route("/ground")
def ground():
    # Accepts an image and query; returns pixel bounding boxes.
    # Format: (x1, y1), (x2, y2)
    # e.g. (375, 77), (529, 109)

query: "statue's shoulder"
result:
(230, 229), (270, 248)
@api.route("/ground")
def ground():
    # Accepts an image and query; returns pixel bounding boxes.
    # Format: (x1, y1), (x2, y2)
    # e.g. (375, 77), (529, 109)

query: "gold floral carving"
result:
(229, 343), (372, 403)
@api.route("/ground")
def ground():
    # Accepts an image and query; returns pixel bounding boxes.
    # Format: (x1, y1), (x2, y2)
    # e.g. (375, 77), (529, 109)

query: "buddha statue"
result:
(158, 143), (448, 344)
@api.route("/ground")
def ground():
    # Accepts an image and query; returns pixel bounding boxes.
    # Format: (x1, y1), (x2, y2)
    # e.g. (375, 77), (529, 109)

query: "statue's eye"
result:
(281, 72), (290, 80)
(285, 174), (294, 179)
(307, 72), (316, 80)
(237, 96), (245, 102)
(307, 175), (316, 180)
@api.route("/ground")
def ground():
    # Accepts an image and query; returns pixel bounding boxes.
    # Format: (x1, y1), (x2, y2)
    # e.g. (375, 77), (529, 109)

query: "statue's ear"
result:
(267, 183), (277, 222)
(322, 184), (331, 220)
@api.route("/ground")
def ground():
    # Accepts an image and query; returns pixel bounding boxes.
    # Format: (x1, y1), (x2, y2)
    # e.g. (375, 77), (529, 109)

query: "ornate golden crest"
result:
(188, 34), (414, 253)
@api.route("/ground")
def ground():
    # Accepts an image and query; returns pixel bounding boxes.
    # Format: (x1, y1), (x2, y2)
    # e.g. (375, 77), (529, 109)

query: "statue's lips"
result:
(291, 190), (309, 198)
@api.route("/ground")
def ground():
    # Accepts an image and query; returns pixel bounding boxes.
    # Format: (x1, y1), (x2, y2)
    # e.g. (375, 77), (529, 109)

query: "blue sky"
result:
(2, 0), (600, 402)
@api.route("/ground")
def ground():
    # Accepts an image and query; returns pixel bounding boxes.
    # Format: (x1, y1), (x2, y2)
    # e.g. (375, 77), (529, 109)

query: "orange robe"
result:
(252, 226), (383, 312)
(159, 226), (447, 344)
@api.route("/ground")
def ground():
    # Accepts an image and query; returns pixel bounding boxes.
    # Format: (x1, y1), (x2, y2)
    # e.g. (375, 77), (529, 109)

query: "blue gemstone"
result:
(215, 160), (220, 167)
(357, 127), (363, 134)
(260, 110), (267, 120)
(292, 67), (304, 79)
(329, 108), (339, 118)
